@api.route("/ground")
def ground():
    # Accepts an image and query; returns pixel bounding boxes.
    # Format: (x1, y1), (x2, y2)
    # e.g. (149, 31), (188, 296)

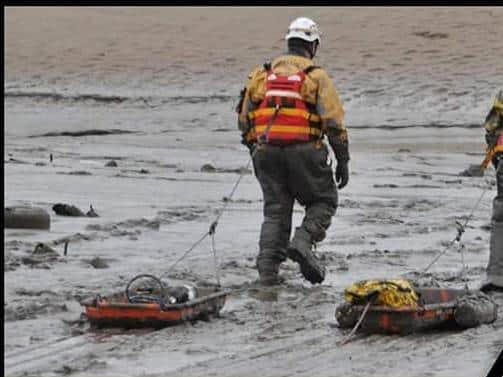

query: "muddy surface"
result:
(5, 6), (503, 377)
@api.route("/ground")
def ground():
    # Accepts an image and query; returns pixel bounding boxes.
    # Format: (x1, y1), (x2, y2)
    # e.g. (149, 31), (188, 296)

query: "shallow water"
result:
(4, 6), (503, 377)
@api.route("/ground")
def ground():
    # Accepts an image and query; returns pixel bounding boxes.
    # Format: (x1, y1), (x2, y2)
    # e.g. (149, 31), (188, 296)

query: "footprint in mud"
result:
(57, 170), (93, 176)
(355, 213), (405, 226)
(157, 206), (210, 224)
(53, 355), (107, 376)
(402, 172), (433, 180)
(339, 199), (361, 209)
(403, 199), (439, 212)
(373, 184), (399, 188)
(332, 235), (366, 246)
(82, 256), (113, 269)
(86, 218), (160, 233)
(365, 199), (401, 209)
(5, 251), (23, 271)
(4, 298), (69, 322)
(317, 251), (350, 271)
(18, 243), (63, 270)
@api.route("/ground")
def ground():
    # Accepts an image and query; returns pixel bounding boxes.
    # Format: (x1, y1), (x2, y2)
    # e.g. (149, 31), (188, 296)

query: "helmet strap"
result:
(310, 41), (318, 59)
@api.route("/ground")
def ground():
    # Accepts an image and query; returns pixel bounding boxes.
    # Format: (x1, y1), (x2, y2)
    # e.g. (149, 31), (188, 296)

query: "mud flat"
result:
(5, 6), (503, 377)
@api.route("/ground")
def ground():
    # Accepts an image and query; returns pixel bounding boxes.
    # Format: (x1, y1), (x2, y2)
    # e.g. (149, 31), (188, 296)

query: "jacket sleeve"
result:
(314, 69), (345, 129)
(237, 67), (266, 135)
(484, 107), (502, 149)
(314, 69), (349, 162)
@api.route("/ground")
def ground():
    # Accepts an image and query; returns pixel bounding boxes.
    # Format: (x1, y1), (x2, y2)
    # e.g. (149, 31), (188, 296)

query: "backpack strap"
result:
(304, 65), (320, 74)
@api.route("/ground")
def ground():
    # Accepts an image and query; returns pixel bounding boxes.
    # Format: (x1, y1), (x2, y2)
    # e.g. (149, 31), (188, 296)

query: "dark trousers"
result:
(487, 161), (503, 286)
(252, 141), (338, 269)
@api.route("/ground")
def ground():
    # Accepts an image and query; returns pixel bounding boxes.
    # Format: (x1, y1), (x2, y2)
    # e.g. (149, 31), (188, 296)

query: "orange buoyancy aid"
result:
(247, 65), (323, 145)
(482, 134), (503, 169)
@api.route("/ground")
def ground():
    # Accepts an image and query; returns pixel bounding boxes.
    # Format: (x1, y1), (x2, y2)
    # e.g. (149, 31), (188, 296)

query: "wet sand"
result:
(4, 6), (503, 377)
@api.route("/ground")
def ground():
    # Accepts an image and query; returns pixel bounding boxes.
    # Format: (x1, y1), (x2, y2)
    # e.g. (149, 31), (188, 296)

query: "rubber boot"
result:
(287, 227), (326, 284)
(482, 220), (503, 291)
(256, 253), (283, 286)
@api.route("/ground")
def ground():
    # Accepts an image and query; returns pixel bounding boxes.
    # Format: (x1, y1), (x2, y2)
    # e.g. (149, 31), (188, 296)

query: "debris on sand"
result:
(32, 242), (59, 256)
(105, 160), (118, 167)
(86, 205), (99, 217)
(4, 206), (51, 230)
(53, 203), (99, 217)
(53, 203), (86, 217)
(201, 163), (216, 172)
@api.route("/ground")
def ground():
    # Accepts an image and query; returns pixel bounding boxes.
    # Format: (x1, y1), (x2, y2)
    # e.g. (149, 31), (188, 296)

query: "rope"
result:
(211, 232), (221, 287)
(160, 231), (211, 279)
(132, 104), (282, 289)
(458, 241), (469, 290)
(337, 298), (374, 346)
(421, 180), (491, 274)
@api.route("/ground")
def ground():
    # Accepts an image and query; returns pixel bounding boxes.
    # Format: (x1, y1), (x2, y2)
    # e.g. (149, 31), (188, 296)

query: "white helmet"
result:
(285, 17), (322, 44)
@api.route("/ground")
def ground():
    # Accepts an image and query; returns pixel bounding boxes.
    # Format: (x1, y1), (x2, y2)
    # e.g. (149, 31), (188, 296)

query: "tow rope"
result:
(421, 180), (491, 280)
(127, 104), (283, 295)
(341, 170), (492, 345)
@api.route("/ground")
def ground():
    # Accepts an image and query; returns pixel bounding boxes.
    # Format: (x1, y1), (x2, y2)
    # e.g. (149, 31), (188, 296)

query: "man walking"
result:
(481, 90), (503, 293)
(236, 17), (349, 286)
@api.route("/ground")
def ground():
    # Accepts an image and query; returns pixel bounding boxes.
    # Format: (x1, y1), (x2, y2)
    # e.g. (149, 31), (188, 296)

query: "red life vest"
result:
(247, 65), (322, 145)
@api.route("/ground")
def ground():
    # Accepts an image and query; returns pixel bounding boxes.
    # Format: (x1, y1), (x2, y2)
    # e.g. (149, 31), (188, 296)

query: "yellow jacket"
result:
(484, 97), (503, 137)
(237, 54), (346, 142)
(481, 93), (503, 168)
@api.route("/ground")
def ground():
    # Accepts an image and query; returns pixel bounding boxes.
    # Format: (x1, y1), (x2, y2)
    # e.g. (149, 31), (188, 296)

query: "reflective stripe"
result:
(287, 74), (302, 81)
(249, 108), (321, 122)
(255, 125), (322, 136)
(265, 90), (303, 99)
(482, 144), (503, 169)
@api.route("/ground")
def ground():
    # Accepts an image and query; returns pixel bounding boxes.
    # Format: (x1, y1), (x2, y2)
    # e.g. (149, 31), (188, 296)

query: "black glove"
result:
(241, 134), (255, 153)
(326, 128), (350, 189)
(486, 132), (498, 149)
(335, 162), (349, 189)
(494, 153), (502, 170)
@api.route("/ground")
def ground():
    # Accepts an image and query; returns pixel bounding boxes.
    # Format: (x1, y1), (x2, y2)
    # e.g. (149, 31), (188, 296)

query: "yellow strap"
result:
(481, 145), (503, 169)
(249, 107), (321, 123)
(255, 124), (322, 136)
